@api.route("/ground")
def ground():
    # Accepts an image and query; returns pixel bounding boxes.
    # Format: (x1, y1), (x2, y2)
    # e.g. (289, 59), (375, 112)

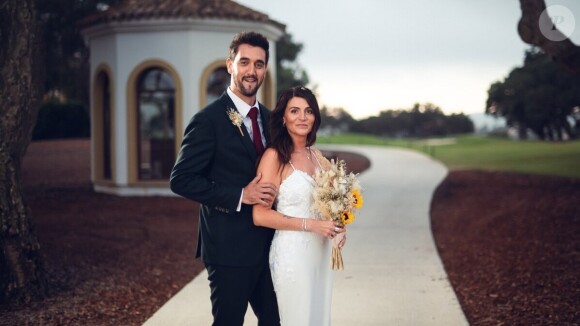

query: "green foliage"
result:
(318, 134), (580, 178)
(320, 107), (357, 133)
(275, 33), (309, 98)
(37, 0), (123, 103)
(351, 103), (474, 137)
(486, 48), (580, 140)
(33, 101), (90, 140)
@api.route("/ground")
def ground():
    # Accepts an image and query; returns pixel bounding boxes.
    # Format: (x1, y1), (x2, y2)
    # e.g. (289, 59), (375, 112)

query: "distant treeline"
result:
(321, 103), (474, 138)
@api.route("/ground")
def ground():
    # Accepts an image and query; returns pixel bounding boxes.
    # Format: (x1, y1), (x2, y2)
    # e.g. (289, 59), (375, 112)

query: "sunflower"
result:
(351, 189), (363, 208)
(340, 211), (355, 225)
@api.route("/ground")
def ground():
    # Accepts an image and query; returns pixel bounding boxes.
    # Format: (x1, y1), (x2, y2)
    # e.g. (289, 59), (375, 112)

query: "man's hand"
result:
(242, 173), (277, 206)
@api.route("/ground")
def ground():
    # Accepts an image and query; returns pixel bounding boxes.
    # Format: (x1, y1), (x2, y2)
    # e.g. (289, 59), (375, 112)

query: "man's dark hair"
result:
(228, 31), (270, 64)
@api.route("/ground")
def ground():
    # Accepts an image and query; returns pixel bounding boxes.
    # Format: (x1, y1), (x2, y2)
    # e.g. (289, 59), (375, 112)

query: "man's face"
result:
(227, 44), (267, 101)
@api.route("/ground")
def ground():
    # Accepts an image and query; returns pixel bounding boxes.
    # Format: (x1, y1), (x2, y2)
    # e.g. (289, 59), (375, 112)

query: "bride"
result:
(253, 86), (346, 325)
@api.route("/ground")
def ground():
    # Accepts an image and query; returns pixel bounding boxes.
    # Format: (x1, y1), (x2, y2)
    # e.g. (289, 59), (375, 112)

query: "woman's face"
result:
(283, 96), (315, 138)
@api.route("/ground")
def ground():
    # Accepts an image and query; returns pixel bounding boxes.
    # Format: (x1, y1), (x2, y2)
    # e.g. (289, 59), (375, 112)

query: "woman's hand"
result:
(337, 232), (347, 248)
(308, 219), (345, 239)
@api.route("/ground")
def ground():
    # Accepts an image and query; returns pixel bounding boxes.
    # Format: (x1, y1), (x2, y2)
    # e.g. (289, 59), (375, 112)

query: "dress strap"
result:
(288, 161), (296, 171)
(310, 148), (323, 169)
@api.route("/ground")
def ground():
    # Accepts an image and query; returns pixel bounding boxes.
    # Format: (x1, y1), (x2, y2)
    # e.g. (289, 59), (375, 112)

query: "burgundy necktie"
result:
(248, 107), (264, 155)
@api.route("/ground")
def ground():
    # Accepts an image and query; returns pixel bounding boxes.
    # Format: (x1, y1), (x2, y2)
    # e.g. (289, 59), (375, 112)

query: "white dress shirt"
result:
(227, 87), (265, 147)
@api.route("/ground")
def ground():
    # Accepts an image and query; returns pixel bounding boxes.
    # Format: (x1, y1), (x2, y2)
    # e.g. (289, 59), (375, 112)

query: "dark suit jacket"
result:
(170, 92), (274, 267)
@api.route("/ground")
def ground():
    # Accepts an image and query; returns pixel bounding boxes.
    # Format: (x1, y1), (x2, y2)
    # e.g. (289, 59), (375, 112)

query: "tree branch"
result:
(518, 0), (580, 74)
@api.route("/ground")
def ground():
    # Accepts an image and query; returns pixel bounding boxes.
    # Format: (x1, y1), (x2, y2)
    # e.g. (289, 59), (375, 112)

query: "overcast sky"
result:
(236, 0), (579, 119)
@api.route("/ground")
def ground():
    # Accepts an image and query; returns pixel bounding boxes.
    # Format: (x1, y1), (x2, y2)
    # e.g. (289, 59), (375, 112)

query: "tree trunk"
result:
(518, 0), (580, 74)
(0, 0), (47, 304)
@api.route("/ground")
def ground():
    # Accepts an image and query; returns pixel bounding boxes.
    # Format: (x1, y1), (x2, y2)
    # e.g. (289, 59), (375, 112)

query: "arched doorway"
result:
(100, 72), (112, 180)
(93, 66), (115, 182)
(136, 67), (176, 180)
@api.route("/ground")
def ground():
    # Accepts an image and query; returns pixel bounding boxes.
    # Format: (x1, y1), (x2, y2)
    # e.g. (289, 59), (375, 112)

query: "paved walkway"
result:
(144, 145), (468, 325)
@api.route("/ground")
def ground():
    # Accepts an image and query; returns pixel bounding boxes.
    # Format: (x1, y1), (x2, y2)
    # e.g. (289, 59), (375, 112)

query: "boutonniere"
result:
(226, 107), (244, 136)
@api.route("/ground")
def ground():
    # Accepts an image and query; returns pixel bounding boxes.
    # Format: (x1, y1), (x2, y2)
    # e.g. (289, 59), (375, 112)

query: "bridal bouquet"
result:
(312, 159), (363, 270)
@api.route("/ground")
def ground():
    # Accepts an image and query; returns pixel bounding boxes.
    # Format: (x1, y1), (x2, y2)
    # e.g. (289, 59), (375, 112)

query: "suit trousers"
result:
(206, 261), (280, 326)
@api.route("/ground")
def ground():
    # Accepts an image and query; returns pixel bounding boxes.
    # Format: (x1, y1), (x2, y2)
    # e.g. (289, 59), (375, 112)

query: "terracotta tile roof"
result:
(79, 0), (285, 31)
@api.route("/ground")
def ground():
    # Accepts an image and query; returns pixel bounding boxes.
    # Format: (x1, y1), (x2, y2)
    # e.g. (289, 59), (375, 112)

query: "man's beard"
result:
(235, 75), (262, 97)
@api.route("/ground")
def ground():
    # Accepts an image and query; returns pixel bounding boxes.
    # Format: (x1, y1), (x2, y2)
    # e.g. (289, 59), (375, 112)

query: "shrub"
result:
(33, 101), (90, 140)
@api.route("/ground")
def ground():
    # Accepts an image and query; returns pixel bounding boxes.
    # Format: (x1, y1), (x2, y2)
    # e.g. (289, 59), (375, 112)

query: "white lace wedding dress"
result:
(269, 161), (333, 326)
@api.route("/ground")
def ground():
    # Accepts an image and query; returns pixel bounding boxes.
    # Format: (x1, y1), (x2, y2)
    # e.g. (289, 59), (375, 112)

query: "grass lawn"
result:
(318, 133), (580, 178)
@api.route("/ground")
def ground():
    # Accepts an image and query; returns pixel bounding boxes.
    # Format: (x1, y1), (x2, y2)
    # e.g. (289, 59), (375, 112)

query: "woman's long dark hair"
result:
(269, 86), (321, 167)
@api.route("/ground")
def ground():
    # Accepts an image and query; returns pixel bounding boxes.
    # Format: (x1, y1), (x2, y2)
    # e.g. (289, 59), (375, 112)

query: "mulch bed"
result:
(2, 140), (205, 325)
(0, 139), (578, 325)
(431, 170), (580, 325)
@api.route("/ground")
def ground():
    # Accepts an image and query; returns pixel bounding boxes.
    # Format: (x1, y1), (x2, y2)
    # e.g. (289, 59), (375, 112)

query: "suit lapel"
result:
(219, 93), (258, 161)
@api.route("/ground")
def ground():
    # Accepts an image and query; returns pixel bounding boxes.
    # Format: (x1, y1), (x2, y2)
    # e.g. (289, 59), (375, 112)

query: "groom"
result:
(170, 32), (280, 325)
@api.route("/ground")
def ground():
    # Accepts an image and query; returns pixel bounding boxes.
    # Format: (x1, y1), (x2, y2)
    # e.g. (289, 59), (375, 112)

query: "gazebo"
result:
(79, 0), (285, 196)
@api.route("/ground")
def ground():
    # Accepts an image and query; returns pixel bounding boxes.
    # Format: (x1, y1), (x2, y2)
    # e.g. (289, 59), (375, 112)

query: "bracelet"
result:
(283, 214), (307, 232)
